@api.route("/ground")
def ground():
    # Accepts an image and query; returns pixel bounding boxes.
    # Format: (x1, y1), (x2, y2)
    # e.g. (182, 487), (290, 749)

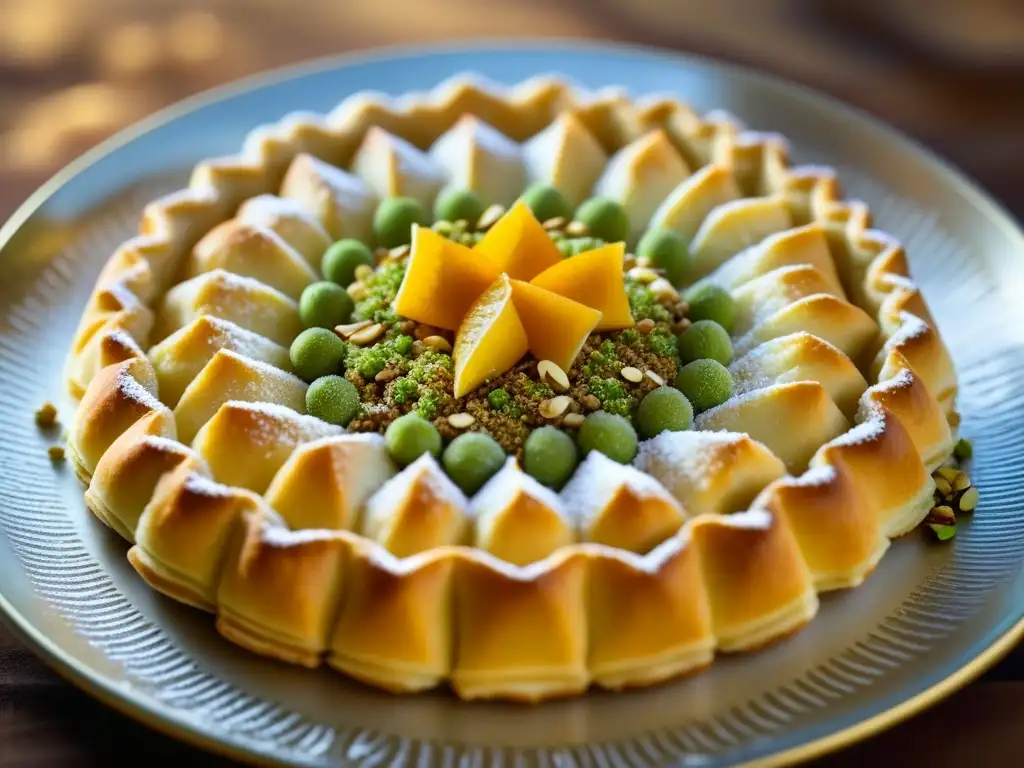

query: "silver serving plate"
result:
(0, 41), (1021, 768)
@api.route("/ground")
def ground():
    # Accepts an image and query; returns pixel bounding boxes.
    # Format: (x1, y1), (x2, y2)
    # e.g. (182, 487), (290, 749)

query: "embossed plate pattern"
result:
(1, 42), (1022, 767)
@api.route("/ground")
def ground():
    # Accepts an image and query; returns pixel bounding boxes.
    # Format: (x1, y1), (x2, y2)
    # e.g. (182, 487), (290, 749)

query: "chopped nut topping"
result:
(414, 324), (442, 340)
(958, 486), (979, 513)
(48, 445), (65, 462)
(565, 220), (589, 237)
(627, 267), (660, 285)
(581, 394), (601, 411)
(952, 472), (971, 492)
(537, 360), (570, 392)
(934, 475), (952, 496)
(335, 319), (373, 338)
(620, 366), (643, 383)
(646, 370), (666, 386)
(636, 318), (656, 334)
(650, 277), (679, 303)
(562, 413), (585, 428)
(477, 204), (505, 231)
(348, 322), (385, 346)
(542, 216), (567, 231)
(354, 264), (374, 282)
(389, 244), (411, 261)
(375, 367), (399, 383)
(447, 412), (476, 429)
(422, 335), (453, 353)
(347, 282), (369, 301)
(927, 505), (956, 526)
(539, 395), (572, 419)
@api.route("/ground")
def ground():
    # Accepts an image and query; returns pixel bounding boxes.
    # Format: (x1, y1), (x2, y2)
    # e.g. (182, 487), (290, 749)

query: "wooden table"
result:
(1, 0), (1023, 764)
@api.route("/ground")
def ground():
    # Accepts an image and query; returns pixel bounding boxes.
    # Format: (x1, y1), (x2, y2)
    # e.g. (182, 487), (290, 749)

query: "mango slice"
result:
(510, 280), (601, 371)
(393, 225), (500, 331)
(529, 242), (634, 331)
(453, 274), (529, 398)
(474, 200), (563, 282)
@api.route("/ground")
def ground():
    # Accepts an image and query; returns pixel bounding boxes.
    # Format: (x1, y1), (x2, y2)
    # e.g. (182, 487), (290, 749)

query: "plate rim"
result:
(1, 37), (1022, 768)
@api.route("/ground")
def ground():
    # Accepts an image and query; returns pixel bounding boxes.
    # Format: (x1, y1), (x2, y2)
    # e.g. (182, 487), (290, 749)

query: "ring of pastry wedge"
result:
(63, 73), (958, 703)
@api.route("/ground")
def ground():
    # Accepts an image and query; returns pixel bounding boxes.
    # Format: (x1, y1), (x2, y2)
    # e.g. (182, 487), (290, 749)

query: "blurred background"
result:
(1, 0), (1024, 221)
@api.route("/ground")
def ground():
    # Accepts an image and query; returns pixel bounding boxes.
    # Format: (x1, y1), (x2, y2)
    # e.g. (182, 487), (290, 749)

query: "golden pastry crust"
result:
(86, 412), (207, 542)
(755, 466), (888, 592)
(129, 466), (272, 611)
(67, 357), (171, 483)
(690, 510), (818, 652)
(61, 73), (962, 703)
(328, 539), (456, 693)
(451, 548), (589, 702)
(586, 535), (713, 690)
(216, 516), (348, 668)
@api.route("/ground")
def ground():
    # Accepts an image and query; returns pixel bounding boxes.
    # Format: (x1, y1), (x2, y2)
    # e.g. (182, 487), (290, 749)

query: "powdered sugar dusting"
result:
(140, 435), (192, 457)
(363, 453), (468, 539)
(870, 367), (915, 395)
(784, 464), (838, 488)
(238, 194), (321, 228)
(825, 416), (886, 449)
(717, 507), (773, 530)
(213, 348), (306, 393)
(182, 471), (238, 499)
(105, 329), (144, 357)
(220, 398), (339, 449)
(115, 369), (163, 411)
(560, 451), (677, 525)
(469, 456), (570, 523)
(885, 312), (932, 350)
(633, 431), (746, 495)
(170, 316), (287, 369)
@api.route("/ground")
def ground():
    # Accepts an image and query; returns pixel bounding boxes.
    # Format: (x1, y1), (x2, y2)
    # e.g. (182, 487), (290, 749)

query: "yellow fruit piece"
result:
(453, 274), (528, 398)
(510, 280), (602, 371)
(473, 199), (563, 282)
(393, 225), (499, 331)
(529, 242), (634, 331)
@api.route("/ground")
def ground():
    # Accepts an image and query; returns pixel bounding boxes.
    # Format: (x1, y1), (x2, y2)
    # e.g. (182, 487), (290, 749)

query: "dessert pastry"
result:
(62, 73), (974, 703)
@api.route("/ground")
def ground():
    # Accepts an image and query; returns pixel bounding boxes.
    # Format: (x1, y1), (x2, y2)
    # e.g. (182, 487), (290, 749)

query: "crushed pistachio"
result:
(617, 327), (641, 347)
(644, 327), (678, 359)
(626, 279), (672, 323)
(417, 389), (442, 420)
(48, 445), (65, 462)
(927, 523), (956, 541)
(35, 401), (58, 428)
(953, 437), (973, 462)
(353, 262), (406, 326)
(389, 376), (418, 405)
(345, 334), (413, 379)
(588, 376), (633, 417)
(488, 388), (511, 411)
